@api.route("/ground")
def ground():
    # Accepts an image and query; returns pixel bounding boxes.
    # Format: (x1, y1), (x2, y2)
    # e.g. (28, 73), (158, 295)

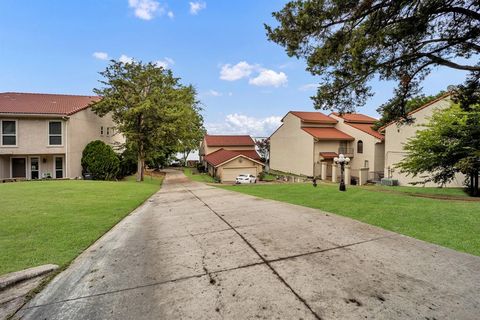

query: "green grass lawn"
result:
(0, 176), (162, 275)
(183, 167), (216, 183)
(220, 183), (480, 256)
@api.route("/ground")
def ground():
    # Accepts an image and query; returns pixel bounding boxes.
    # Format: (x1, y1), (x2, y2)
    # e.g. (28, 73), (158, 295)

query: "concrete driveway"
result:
(17, 170), (480, 319)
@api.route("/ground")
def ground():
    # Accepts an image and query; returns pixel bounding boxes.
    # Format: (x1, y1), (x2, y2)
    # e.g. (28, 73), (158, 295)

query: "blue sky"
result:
(0, 0), (472, 136)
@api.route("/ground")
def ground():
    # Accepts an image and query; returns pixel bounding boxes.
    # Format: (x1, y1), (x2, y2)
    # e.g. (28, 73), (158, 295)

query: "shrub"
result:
(81, 140), (120, 180)
(117, 149), (137, 179)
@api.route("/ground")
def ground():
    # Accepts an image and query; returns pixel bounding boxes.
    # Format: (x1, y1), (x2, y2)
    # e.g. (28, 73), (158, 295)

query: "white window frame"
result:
(48, 120), (63, 147)
(1, 119), (18, 147)
(53, 155), (64, 179)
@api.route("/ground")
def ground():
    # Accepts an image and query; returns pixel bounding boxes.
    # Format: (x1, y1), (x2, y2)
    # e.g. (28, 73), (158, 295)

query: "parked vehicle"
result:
(235, 174), (257, 184)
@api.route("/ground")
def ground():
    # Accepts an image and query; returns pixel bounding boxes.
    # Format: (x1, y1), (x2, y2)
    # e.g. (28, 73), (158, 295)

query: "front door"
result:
(54, 156), (64, 179)
(11, 158), (26, 178)
(30, 157), (40, 179)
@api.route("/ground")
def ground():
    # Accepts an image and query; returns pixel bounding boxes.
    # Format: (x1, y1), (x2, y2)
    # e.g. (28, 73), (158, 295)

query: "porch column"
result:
(359, 167), (369, 185)
(345, 165), (351, 186)
(321, 162), (327, 180)
(331, 164), (338, 183)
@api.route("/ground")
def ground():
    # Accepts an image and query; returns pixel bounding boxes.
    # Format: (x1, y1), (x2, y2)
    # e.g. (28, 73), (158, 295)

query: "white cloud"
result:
(92, 52), (109, 61)
(220, 61), (257, 81)
(189, 1), (206, 15)
(249, 69), (288, 87)
(206, 114), (282, 136)
(299, 83), (318, 91)
(154, 57), (175, 68)
(119, 54), (134, 64)
(128, 0), (164, 20)
(167, 11), (174, 19)
(206, 90), (222, 97)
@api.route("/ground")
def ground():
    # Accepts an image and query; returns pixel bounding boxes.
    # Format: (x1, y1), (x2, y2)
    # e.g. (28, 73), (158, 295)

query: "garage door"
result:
(222, 167), (257, 182)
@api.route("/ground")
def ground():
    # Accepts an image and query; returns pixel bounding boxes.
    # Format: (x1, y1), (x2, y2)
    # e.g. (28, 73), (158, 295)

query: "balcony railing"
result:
(338, 147), (354, 155)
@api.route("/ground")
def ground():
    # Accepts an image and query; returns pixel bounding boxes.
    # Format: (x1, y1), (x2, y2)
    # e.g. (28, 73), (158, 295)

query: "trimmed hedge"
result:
(81, 140), (120, 180)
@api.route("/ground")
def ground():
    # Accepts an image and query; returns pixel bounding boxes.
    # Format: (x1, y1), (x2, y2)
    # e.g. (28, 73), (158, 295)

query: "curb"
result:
(0, 264), (59, 291)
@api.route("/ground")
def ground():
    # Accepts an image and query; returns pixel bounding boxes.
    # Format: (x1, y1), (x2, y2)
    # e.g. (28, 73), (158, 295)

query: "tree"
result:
(81, 140), (120, 180)
(177, 107), (205, 166)
(265, 1), (480, 118)
(374, 91), (446, 129)
(92, 60), (203, 181)
(255, 138), (270, 163)
(397, 104), (480, 196)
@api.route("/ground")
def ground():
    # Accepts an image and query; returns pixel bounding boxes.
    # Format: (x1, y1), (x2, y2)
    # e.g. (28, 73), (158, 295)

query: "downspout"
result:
(63, 116), (69, 178)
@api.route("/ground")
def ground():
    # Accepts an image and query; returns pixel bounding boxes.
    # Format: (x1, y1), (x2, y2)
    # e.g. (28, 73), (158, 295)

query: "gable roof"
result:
(345, 122), (384, 140)
(204, 134), (255, 147)
(379, 92), (452, 131)
(288, 111), (337, 124)
(302, 127), (354, 141)
(204, 149), (263, 167)
(0, 92), (100, 115)
(330, 112), (377, 124)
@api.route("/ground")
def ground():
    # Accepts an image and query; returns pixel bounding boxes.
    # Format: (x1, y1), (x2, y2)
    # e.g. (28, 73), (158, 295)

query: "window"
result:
(49, 121), (62, 145)
(364, 160), (369, 168)
(55, 157), (63, 179)
(100, 126), (104, 135)
(1, 120), (17, 146)
(357, 140), (363, 154)
(106, 127), (110, 136)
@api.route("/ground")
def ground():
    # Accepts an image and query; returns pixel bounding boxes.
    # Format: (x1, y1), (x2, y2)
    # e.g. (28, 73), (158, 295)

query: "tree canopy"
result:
(266, 0), (480, 118)
(92, 60), (204, 181)
(398, 104), (480, 196)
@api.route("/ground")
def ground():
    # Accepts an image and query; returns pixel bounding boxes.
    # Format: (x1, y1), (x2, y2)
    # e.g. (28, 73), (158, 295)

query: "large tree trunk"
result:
(136, 114), (145, 182)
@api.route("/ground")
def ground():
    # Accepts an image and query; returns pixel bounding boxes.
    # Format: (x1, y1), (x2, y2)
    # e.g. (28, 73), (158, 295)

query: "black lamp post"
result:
(334, 154), (350, 191)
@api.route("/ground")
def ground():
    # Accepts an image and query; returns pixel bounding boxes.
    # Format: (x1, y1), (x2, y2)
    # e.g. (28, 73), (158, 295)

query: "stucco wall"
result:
(270, 114), (314, 176)
(384, 96), (464, 187)
(330, 114), (384, 175)
(67, 109), (124, 178)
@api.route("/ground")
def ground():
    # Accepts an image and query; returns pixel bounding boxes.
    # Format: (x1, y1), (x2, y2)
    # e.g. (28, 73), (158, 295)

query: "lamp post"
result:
(334, 154), (350, 191)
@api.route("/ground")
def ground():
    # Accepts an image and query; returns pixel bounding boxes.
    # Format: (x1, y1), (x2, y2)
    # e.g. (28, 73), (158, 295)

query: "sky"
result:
(0, 0), (473, 137)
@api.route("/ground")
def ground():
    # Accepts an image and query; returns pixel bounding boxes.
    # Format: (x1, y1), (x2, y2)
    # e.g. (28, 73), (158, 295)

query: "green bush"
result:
(81, 140), (120, 180)
(117, 147), (137, 179)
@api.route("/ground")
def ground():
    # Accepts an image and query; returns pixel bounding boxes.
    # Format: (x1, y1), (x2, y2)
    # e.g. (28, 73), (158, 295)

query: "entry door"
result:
(30, 157), (40, 180)
(12, 158), (26, 178)
(54, 156), (64, 179)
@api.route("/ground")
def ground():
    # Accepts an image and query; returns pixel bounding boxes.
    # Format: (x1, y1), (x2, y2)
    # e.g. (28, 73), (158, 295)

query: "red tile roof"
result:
(204, 134), (255, 147)
(302, 127), (354, 140)
(0, 92), (100, 115)
(345, 122), (384, 140)
(204, 149), (263, 167)
(289, 111), (337, 124)
(319, 152), (338, 159)
(331, 112), (377, 124)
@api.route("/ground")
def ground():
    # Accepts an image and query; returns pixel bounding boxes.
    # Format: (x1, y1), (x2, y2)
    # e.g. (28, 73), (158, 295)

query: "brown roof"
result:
(0, 92), (100, 115)
(204, 134), (255, 147)
(302, 127), (354, 141)
(331, 112), (377, 124)
(319, 152), (338, 159)
(345, 122), (384, 140)
(379, 92), (452, 131)
(204, 149), (263, 167)
(289, 111), (337, 124)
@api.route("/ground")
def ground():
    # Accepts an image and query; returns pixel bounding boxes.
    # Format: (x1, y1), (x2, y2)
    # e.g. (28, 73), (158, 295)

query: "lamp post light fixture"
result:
(333, 154), (350, 191)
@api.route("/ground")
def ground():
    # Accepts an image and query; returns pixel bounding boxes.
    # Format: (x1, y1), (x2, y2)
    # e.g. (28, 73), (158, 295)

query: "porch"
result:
(0, 154), (66, 181)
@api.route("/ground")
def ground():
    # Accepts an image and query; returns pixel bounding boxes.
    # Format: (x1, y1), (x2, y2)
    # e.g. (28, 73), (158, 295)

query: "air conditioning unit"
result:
(381, 178), (398, 186)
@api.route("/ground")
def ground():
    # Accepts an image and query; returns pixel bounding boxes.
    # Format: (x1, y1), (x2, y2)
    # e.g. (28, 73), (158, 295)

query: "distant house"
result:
(381, 93), (465, 187)
(199, 134), (264, 182)
(0, 92), (124, 180)
(270, 111), (384, 182)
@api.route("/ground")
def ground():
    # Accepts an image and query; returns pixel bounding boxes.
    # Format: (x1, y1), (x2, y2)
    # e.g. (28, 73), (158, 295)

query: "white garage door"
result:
(222, 167), (257, 182)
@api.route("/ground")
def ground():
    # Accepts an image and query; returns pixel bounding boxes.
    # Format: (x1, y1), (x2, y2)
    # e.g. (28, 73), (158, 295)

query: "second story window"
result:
(1, 120), (17, 146)
(49, 121), (62, 145)
(357, 140), (363, 154)
(100, 126), (104, 135)
(106, 127), (110, 136)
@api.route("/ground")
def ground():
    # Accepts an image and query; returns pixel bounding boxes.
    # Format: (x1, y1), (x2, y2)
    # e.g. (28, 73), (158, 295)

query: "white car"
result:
(235, 174), (257, 184)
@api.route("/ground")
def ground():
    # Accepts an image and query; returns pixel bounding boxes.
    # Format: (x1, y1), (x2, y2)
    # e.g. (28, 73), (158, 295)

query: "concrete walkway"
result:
(17, 170), (480, 319)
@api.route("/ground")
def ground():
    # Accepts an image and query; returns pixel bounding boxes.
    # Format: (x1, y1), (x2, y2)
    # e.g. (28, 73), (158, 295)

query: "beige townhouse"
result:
(269, 111), (384, 183)
(0, 92), (124, 181)
(381, 93), (465, 187)
(199, 134), (264, 182)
